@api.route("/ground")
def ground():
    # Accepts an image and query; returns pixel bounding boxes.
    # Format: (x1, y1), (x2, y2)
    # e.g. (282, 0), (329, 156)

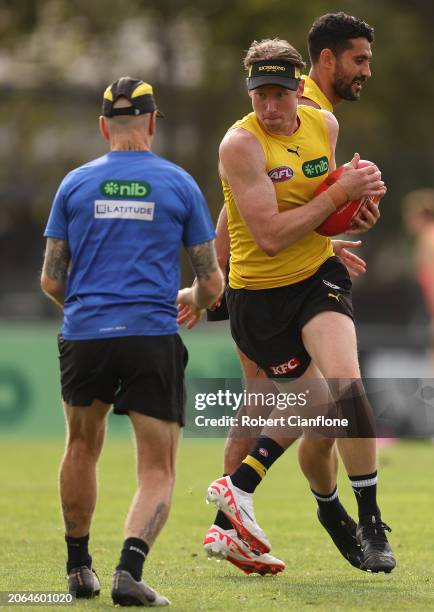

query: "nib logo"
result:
(100, 180), (152, 199)
(302, 156), (329, 178)
(103, 181), (119, 195)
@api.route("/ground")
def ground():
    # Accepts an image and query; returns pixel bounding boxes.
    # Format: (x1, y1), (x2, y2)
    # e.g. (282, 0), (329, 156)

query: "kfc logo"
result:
(270, 358), (301, 376)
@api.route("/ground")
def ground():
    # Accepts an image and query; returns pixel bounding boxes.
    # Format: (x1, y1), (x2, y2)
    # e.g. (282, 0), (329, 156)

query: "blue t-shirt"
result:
(44, 150), (215, 339)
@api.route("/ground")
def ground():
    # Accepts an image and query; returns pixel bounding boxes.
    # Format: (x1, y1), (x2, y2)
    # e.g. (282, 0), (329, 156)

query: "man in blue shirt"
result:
(41, 77), (223, 606)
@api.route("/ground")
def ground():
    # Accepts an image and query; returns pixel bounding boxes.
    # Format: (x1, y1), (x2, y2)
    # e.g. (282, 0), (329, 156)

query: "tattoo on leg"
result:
(61, 500), (78, 534)
(140, 502), (168, 545)
(64, 517), (78, 534)
(60, 470), (78, 535)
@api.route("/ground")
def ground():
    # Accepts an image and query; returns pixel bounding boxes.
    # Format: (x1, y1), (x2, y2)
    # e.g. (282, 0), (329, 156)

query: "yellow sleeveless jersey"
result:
(301, 74), (334, 112)
(224, 105), (334, 289)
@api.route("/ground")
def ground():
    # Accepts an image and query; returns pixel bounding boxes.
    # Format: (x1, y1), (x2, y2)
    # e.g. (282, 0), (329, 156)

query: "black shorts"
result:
(226, 256), (353, 380)
(206, 292), (229, 322)
(206, 263), (230, 322)
(58, 334), (188, 425)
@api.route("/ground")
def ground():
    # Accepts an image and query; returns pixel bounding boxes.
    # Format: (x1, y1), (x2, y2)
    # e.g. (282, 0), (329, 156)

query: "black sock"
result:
(65, 534), (92, 573)
(116, 537), (149, 582)
(311, 486), (347, 524)
(214, 510), (234, 531)
(349, 471), (380, 519)
(230, 437), (285, 493)
(214, 473), (237, 530)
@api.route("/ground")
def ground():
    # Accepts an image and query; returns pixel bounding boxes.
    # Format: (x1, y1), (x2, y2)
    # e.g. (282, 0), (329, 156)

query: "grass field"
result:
(0, 437), (433, 611)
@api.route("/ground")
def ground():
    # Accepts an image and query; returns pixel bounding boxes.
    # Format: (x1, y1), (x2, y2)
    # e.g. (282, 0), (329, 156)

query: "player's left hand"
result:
(332, 239), (366, 277)
(346, 197), (381, 234)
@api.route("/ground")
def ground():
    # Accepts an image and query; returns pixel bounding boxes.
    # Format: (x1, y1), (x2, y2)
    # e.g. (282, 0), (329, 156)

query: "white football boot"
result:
(203, 524), (284, 575)
(206, 476), (271, 554)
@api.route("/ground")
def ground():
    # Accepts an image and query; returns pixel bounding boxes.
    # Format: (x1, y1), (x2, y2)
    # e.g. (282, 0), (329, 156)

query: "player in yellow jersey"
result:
(178, 15), (390, 575)
(190, 14), (387, 577)
(202, 33), (395, 575)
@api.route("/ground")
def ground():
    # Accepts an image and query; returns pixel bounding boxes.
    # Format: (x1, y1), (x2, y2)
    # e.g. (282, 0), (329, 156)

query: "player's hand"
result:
(332, 239), (366, 277)
(187, 275), (223, 310)
(346, 198), (382, 234)
(338, 153), (386, 201)
(176, 287), (204, 329)
(177, 303), (204, 328)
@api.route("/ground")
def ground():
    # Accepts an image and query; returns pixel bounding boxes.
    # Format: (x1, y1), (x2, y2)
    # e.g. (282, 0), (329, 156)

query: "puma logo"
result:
(328, 292), (341, 303)
(287, 145), (301, 157)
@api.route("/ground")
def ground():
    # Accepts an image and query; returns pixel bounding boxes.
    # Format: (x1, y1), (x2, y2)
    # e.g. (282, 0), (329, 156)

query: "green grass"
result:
(0, 437), (433, 611)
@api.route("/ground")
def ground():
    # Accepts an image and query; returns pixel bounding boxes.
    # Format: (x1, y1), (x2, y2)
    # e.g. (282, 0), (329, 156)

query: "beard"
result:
(332, 67), (366, 101)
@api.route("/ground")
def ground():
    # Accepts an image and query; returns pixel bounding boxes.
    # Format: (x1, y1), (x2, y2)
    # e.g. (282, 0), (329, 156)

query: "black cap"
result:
(102, 77), (164, 118)
(246, 60), (302, 91)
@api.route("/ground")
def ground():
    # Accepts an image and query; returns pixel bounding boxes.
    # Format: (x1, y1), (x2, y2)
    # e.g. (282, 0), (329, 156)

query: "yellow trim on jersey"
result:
(301, 75), (334, 112)
(224, 106), (333, 289)
(243, 455), (267, 479)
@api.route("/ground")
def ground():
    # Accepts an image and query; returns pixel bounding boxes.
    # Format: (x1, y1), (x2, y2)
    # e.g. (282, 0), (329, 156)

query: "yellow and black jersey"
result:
(223, 106), (333, 289)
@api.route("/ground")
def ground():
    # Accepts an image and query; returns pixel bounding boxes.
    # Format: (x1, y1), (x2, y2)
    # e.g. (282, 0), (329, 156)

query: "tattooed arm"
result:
(40, 238), (71, 309)
(176, 240), (223, 317)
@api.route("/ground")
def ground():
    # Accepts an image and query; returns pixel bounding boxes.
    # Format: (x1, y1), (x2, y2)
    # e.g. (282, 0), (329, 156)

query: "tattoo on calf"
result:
(61, 500), (78, 535)
(64, 516), (78, 534)
(140, 502), (168, 545)
(44, 239), (70, 281)
(186, 240), (218, 281)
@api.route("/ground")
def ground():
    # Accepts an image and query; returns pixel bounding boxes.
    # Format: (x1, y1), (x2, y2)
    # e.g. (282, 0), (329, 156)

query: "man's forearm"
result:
(259, 189), (340, 256)
(192, 269), (224, 309)
(40, 238), (69, 309)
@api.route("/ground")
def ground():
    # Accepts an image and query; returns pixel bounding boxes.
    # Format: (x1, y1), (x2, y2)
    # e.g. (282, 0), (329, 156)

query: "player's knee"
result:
(138, 460), (176, 488)
(302, 436), (336, 454)
(66, 430), (104, 460)
(333, 380), (376, 438)
(321, 364), (361, 379)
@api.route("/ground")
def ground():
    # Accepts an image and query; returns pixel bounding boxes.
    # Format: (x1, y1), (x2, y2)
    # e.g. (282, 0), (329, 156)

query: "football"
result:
(315, 161), (380, 236)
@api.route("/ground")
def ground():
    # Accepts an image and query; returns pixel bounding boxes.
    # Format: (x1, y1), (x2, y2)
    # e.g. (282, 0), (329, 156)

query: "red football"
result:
(315, 161), (380, 236)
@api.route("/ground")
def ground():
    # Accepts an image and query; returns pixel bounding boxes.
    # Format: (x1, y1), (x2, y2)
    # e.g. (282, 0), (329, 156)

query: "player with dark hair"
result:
(308, 12), (374, 76)
(41, 77), (223, 606)
(303, 12), (374, 115)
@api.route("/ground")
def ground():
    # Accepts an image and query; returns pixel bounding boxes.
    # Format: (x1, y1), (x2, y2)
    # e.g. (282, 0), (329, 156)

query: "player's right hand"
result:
(177, 303), (204, 329)
(176, 287), (204, 329)
(338, 153), (386, 201)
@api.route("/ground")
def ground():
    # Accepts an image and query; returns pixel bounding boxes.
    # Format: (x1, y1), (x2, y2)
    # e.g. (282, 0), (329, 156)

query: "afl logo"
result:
(268, 166), (294, 182)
